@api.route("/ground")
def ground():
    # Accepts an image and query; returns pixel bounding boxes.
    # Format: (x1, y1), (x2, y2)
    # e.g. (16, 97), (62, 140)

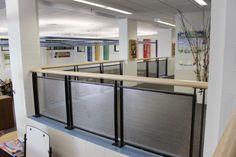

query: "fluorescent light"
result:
(154, 19), (176, 27)
(194, 0), (207, 6)
(74, 0), (132, 15)
(0, 27), (8, 33)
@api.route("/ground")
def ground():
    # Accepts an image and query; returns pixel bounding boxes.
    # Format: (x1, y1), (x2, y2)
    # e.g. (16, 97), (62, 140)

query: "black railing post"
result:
(113, 81), (119, 145)
(189, 88), (197, 157)
(146, 60), (149, 77)
(100, 63), (104, 83)
(199, 89), (206, 157)
(119, 80), (125, 147)
(165, 58), (168, 76)
(32, 72), (40, 117)
(73, 66), (77, 80)
(65, 75), (74, 130)
(76, 66), (80, 80)
(156, 59), (159, 78)
(119, 62), (123, 75)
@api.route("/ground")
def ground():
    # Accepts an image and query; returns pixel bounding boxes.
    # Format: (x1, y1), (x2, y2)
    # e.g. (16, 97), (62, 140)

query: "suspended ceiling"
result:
(0, 0), (211, 38)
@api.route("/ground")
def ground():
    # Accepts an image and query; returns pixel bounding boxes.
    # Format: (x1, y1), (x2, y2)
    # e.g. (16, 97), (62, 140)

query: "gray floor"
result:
(38, 80), (205, 157)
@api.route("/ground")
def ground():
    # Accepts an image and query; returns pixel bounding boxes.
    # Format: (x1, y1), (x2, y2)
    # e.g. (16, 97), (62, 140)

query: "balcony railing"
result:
(31, 61), (207, 157)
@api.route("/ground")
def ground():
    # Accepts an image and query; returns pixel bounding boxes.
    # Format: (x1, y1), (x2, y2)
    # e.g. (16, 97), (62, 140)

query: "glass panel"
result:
(159, 60), (166, 76)
(137, 62), (146, 76)
(124, 88), (193, 157)
(38, 77), (67, 123)
(149, 61), (157, 77)
(103, 64), (119, 75)
(71, 82), (114, 137)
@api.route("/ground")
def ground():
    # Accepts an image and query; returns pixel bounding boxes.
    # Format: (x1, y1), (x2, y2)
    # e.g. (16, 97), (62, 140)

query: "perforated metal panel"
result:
(123, 88), (193, 157)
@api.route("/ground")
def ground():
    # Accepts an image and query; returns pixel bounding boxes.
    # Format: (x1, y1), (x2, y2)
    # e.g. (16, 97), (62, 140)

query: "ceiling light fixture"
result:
(73, 0), (132, 15)
(194, 0), (207, 6)
(154, 19), (176, 27)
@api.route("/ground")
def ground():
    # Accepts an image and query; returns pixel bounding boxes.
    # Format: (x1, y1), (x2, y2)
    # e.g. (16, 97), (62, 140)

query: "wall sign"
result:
(129, 40), (137, 60)
(103, 45), (109, 61)
(54, 52), (70, 58)
(77, 46), (85, 52)
(143, 39), (151, 59)
(95, 44), (100, 61)
(87, 46), (93, 62)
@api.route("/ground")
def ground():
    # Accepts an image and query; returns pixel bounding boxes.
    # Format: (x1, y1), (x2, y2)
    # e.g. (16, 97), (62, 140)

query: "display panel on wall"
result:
(54, 52), (70, 58)
(103, 45), (109, 61)
(177, 31), (205, 68)
(2, 52), (10, 68)
(77, 46), (85, 52)
(1, 47), (9, 51)
(95, 44), (100, 61)
(87, 46), (93, 62)
(143, 39), (151, 59)
(129, 40), (137, 60)
(47, 46), (74, 50)
(114, 45), (119, 52)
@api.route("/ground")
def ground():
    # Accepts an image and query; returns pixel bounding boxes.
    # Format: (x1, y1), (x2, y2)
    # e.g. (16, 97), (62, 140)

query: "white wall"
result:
(204, 0), (236, 156)
(158, 29), (172, 57)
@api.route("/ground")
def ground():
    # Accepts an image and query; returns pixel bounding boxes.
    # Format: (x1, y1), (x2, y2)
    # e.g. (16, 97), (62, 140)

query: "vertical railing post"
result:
(199, 89), (206, 157)
(73, 66), (77, 80)
(119, 80), (124, 147)
(64, 75), (74, 130)
(189, 88), (197, 157)
(146, 60), (149, 77)
(113, 81), (119, 145)
(165, 57), (168, 76)
(100, 63), (104, 83)
(76, 66), (80, 80)
(119, 61), (123, 75)
(156, 59), (159, 78)
(32, 72), (40, 117)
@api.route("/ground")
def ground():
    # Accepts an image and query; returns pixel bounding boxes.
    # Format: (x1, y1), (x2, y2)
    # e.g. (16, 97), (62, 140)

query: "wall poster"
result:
(129, 40), (137, 60)
(54, 52), (70, 58)
(143, 39), (151, 59)
(103, 45), (109, 61)
(77, 46), (85, 52)
(3, 52), (10, 68)
(87, 46), (93, 62)
(177, 31), (205, 70)
(95, 44), (100, 61)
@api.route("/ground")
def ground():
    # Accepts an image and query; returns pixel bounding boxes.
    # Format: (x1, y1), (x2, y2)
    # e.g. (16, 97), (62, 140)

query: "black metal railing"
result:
(32, 71), (206, 157)
(137, 57), (169, 78)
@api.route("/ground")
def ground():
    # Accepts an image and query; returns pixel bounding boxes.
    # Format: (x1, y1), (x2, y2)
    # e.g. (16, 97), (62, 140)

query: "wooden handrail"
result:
(42, 57), (170, 70)
(31, 68), (208, 89)
(136, 57), (169, 61)
(41, 60), (124, 70)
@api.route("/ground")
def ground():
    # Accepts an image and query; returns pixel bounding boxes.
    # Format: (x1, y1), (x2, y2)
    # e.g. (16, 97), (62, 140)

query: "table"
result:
(0, 148), (12, 157)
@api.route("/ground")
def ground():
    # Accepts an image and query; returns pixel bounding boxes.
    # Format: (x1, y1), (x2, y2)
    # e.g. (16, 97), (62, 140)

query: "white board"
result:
(26, 126), (50, 157)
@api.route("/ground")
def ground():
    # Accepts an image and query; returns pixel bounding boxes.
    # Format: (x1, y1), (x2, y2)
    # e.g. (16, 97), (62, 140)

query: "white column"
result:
(6, 0), (41, 137)
(119, 18), (137, 79)
(204, 0), (236, 156)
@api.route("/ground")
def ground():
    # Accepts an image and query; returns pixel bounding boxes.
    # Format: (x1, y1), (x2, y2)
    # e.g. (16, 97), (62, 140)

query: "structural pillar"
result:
(6, 0), (41, 137)
(119, 18), (138, 83)
(204, 0), (236, 156)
